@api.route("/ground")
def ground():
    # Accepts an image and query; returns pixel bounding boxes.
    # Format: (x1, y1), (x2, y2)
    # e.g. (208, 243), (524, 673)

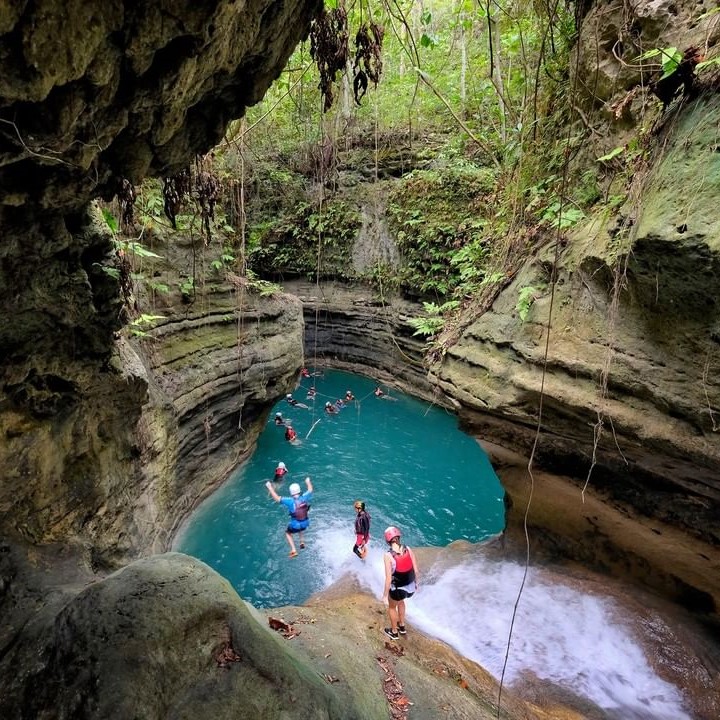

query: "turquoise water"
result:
(174, 369), (696, 718)
(175, 369), (505, 607)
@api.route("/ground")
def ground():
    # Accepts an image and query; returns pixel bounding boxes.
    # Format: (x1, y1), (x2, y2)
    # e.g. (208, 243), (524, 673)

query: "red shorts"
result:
(355, 534), (369, 547)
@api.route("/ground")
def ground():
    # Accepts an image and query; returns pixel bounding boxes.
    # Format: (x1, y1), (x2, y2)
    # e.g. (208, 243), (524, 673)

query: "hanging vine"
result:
(309, 6), (349, 111)
(162, 168), (191, 229)
(353, 21), (385, 105)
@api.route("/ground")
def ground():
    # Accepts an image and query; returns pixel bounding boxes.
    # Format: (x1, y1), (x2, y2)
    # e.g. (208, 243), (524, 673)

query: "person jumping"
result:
(265, 477), (314, 557)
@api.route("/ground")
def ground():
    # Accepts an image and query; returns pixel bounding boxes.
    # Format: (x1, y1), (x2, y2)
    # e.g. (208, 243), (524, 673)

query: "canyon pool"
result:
(175, 369), (702, 719)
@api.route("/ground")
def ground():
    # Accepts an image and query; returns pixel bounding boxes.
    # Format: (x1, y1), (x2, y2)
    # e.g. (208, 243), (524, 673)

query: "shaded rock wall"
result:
(432, 94), (720, 557)
(282, 279), (444, 404)
(133, 269), (304, 556)
(0, 0), (320, 561)
(0, 0), (322, 210)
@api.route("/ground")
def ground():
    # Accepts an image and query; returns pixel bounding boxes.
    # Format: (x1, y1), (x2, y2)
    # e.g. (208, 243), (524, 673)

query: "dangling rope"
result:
(495, 5), (584, 716)
(235, 118), (248, 432)
(307, 95), (327, 436)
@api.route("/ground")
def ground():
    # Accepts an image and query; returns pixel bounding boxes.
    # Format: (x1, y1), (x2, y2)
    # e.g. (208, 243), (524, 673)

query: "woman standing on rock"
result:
(382, 526), (418, 641)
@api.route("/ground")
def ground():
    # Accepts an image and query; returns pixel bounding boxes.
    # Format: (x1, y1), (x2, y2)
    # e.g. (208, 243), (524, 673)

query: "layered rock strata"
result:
(432, 95), (720, 612)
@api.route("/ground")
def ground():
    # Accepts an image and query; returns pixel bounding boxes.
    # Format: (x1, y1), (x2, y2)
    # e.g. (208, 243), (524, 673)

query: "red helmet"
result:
(384, 526), (401, 543)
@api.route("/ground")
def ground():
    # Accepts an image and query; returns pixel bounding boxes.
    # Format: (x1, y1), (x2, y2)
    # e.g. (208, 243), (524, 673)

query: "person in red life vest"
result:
(352, 501), (371, 559)
(325, 401), (338, 414)
(265, 477), (313, 557)
(374, 386), (384, 397)
(300, 367), (310, 378)
(345, 390), (355, 402)
(274, 461), (288, 482)
(284, 423), (297, 442)
(382, 526), (418, 640)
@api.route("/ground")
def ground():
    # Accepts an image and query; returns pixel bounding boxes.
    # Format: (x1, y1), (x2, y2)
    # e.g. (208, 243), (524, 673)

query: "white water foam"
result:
(311, 521), (691, 719)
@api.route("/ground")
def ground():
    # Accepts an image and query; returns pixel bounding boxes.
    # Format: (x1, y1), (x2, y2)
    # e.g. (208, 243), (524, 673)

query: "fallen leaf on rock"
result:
(268, 616), (301, 639)
(376, 654), (410, 719)
(385, 641), (404, 656)
(215, 643), (242, 668)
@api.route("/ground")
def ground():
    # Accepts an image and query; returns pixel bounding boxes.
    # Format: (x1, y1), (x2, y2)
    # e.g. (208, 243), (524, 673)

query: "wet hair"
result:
(354, 501), (365, 511)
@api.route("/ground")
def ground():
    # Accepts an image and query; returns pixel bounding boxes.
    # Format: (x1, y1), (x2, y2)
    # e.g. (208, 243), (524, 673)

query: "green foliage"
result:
(516, 285), (540, 322)
(95, 263), (120, 280)
(636, 47), (683, 80)
(249, 200), (361, 279)
(119, 240), (163, 259)
(211, 251), (236, 272)
(597, 147), (625, 163)
(179, 277), (195, 300)
(541, 202), (585, 230)
(245, 269), (282, 296)
(128, 313), (164, 338)
(407, 300), (460, 337)
(102, 208), (119, 233)
(387, 165), (497, 299)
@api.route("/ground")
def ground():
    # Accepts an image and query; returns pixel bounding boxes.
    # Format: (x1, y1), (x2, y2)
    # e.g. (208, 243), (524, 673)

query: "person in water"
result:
(325, 401), (338, 415)
(265, 477), (313, 557)
(300, 367), (310, 378)
(382, 526), (418, 640)
(286, 393), (310, 410)
(374, 386), (384, 397)
(345, 390), (355, 402)
(274, 412), (285, 426)
(274, 461), (288, 481)
(335, 398), (345, 409)
(307, 386), (317, 398)
(353, 501), (371, 560)
(284, 423), (297, 442)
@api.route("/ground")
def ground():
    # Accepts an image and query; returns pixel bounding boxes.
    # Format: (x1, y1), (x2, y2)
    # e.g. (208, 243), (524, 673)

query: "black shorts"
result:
(389, 588), (414, 601)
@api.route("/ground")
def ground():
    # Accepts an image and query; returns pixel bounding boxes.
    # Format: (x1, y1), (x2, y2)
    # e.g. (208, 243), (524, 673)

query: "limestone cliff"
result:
(0, 0), (320, 559)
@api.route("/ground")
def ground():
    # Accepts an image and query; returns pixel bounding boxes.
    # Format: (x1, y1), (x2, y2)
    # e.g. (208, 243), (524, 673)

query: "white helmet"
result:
(286, 393), (292, 399)
(278, 462), (286, 470)
(289, 483), (301, 496)
(275, 411), (282, 417)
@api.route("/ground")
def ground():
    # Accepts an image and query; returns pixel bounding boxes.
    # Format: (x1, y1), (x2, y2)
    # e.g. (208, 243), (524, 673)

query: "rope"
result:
(496, 5), (582, 715)
(235, 119), (248, 432)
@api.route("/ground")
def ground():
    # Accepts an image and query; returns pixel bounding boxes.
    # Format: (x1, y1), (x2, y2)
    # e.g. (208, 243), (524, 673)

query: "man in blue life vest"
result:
(265, 477), (313, 557)
(382, 525), (419, 640)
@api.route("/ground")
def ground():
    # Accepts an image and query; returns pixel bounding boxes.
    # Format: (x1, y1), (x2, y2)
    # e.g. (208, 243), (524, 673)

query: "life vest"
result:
(285, 428), (296, 441)
(274, 468), (287, 478)
(355, 511), (371, 535)
(291, 497), (309, 521)
(389, 545), (415, 589)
